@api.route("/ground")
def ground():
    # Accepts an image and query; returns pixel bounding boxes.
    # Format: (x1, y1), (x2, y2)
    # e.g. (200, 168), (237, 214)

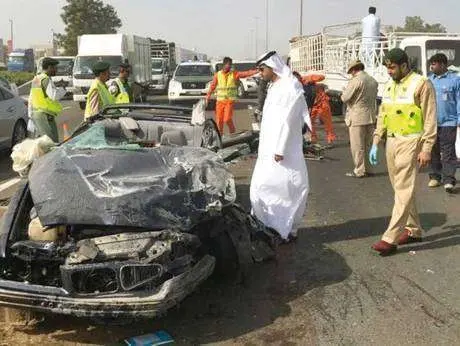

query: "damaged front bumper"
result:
(0, 255), (215, 318)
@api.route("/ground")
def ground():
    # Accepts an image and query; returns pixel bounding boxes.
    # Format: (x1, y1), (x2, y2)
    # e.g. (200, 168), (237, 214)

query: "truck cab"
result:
(72, 55), (122, 109)
(400, 37), (460, 76)
(7, 49), (34, 72)
(149, 57), (169, 94)
(72, 34), (151, 109)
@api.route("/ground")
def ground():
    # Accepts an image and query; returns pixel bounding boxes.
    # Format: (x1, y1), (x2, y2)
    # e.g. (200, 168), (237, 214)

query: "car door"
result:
(0, 86), (19, 148)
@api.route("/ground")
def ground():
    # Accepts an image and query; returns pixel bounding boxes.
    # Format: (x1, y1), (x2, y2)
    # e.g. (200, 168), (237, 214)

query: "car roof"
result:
(178, 61), (211, 66)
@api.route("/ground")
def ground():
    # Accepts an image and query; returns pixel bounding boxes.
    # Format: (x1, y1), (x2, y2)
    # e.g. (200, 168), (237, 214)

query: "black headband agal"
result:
(256, 51), (277, 67)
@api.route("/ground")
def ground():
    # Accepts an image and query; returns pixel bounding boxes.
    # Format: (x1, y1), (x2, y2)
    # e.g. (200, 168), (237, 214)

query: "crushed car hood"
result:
(28, 146), (236, 230)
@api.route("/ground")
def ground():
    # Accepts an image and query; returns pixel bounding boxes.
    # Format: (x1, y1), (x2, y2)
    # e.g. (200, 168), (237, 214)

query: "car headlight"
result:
(169, 80), (181, 90)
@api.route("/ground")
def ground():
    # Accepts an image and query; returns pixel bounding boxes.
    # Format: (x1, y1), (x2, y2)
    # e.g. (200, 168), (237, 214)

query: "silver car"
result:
(0, 84), (28, 150)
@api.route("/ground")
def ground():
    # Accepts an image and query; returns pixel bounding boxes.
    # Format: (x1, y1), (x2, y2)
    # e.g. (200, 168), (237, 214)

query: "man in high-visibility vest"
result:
(369, 48), (437, 255)
(29, 57), (66, 142)
(206, 57), (258, 134)
(84, 61), (115, 119)
(109, 63), (133, 104)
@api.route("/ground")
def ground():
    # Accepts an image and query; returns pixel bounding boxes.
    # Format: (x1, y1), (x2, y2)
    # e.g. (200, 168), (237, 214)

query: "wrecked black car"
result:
(0, 105), (273, 319)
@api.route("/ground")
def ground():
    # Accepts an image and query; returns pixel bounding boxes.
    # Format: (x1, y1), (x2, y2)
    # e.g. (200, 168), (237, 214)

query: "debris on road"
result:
(123, 330), (174, 346)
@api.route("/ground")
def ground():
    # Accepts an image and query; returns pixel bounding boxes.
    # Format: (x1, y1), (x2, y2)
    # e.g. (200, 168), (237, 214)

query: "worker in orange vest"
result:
(301, 74), (337, 144)
(206, 57), (258, 134)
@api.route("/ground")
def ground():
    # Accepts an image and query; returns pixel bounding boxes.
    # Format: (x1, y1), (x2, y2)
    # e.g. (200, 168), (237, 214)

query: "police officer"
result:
(109, 63), (133, 103)
(369, 48), (437, 255)
(29, 57), (66, 142)
(84, 61), (115, 119)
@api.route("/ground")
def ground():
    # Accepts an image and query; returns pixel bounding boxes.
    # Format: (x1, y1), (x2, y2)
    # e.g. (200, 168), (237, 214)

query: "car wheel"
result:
(237, 82), (246, 98)
(79, 102), (86, 110)
(11, 120), (27, 148)
(208, 230), (239, 277)
(201, 119), (222, 151)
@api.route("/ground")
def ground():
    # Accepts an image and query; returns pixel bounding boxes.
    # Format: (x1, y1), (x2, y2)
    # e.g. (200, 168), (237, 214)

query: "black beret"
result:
(42, 57), (59, 69)
(92, 61), (111, 74)
(384, 48), (409, 66)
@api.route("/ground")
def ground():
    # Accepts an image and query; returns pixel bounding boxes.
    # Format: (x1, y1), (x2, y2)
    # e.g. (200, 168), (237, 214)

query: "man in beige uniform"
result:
(369, 48), (437, 256)
(342, 60), (378, 177)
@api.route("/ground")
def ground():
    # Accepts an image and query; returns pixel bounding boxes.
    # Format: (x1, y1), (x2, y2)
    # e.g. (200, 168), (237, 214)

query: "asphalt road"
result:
(1, 99), (459, 345)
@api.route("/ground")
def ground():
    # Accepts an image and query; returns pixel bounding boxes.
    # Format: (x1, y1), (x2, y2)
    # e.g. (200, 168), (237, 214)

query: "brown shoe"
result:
(371, 240), (397, 256)
(398, 229), (423, 245)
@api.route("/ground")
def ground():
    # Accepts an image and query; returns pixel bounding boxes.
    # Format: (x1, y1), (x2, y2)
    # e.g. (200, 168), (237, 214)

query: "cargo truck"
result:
(7, 49), (35, 72)
(289, 22), (460, 114)
(73, 34), (151, 109)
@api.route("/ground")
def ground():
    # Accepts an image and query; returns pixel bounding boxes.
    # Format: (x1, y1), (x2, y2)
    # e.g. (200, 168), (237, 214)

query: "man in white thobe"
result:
(361, 6), (381, 68)
(250, 51), (310, 241)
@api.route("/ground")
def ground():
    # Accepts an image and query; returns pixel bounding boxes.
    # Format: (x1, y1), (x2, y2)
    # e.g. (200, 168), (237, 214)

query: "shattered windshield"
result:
(63, 124), (141, 150)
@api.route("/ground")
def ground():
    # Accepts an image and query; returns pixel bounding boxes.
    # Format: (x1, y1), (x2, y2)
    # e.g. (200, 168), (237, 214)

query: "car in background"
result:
(0, 84), (28, 150)
(168, 61), (214, 105)
(214, 60), (259, 98)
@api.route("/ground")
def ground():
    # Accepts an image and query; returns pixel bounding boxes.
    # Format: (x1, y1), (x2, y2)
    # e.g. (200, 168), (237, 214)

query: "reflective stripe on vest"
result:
(381, 72), (425, 136)
(30, 73), (63, 116)
(115, 78), (131, 104)
(84, 79), (115, 118)
(216, 71), (238, 101)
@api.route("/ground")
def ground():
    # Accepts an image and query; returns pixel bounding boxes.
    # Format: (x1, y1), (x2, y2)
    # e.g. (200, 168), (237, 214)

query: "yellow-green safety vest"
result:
(30, 73), (63, 116)
(84, 79), (115, 119)
(114, 77), (131, 104)
(381, 72), (425, 137)
(216, 70), (238, 101)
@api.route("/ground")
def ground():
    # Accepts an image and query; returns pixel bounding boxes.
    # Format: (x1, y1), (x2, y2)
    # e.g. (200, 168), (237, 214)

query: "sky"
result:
(1, 0), (460, 59)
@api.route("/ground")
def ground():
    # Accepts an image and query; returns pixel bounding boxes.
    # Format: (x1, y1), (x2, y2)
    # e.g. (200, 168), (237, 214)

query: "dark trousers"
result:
(430, 126), (457, 185)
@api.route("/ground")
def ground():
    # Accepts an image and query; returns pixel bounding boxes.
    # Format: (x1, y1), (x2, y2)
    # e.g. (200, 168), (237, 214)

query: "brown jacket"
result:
(374, 72), (437, 153)
(342, 71), (379, 126)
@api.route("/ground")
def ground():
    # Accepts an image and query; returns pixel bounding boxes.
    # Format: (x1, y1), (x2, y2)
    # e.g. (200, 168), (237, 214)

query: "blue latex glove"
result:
(369, 144), (378, 166)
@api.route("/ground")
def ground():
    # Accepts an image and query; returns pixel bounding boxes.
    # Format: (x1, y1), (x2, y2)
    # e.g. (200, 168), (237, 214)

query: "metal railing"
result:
(290, 21), (460, 76)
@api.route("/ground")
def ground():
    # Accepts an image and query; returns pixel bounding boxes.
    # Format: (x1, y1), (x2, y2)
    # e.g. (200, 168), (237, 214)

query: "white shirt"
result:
(362, 14), (381, 42)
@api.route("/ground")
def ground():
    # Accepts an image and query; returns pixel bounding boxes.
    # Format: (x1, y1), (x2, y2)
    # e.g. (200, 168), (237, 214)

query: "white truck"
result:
(289, 22), (460, 113)
(37, 56), (75, 96)
(149, 57), (169, 94)
(73, 34), (151, 109)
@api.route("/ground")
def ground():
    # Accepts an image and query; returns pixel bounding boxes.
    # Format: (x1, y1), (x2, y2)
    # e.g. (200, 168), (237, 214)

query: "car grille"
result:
(150, 80), (159, 85)
(182, 82), (206, 90)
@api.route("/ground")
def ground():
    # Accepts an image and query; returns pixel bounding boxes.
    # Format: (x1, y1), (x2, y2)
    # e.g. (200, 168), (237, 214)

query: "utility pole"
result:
(299, 0), (303, 36)
(51, 29), (56, 55)
(9, 19), (13, 50)
(265, 0), (269, 51)
(254, 16), (260, 59)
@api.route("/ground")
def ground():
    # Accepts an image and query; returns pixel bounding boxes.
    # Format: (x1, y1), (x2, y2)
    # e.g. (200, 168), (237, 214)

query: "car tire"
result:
(201, 119), (222, 151)
(11, 120), (27, 149)
(237, 82), (246, 98)
(79, 102), (86, 110)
